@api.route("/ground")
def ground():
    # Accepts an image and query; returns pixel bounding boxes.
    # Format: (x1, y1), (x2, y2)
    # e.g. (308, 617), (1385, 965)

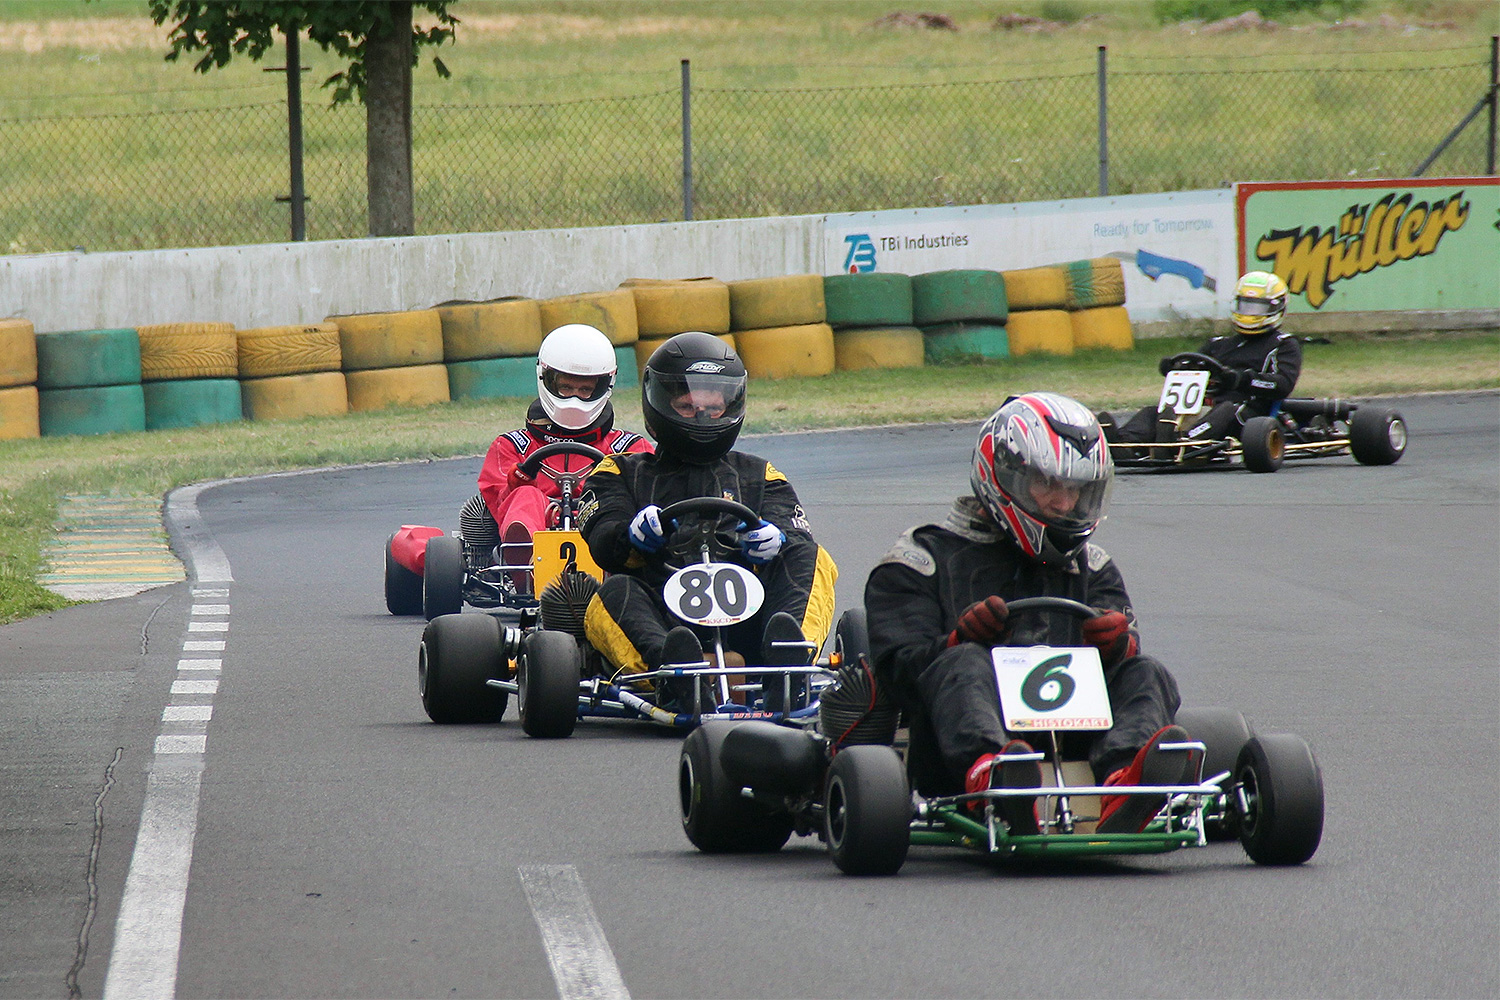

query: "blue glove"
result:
(628, 505), (666, 553)
(739, 519), (785, 564)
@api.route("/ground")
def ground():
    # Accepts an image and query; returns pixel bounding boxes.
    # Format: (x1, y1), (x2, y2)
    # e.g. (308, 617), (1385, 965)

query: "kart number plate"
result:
(1159, 369), (1211, 415)
(664, 562), (765, 627)
(993, 647), (1113, 732)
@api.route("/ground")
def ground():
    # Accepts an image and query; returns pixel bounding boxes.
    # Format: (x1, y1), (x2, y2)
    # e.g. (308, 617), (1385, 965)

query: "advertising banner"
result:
(823, 191), (1237, 323)
(1237, 177), (1499, 314)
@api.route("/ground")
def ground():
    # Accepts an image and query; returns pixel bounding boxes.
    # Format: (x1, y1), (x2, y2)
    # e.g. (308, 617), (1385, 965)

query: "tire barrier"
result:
(1001, 267), (1070, 311)
(136, 322), (238, 381)
(633, 333), (736, 379)
(236, 323), (342, 378)
(0, 384), (40, 440)
(734, 323), (835, 379)
(1004, 309), (1074, 356)
(621, 278), (732, 337)
(34, 329), (141, 390)
(823, 274), (913, 328)
(345, 362), (451, 412)
(38, 383), (146, 437)
(433, 297), (544, 362)
(833, 326), (924, 371)
(240, 371), (349, 422)
(1070, 305), (1135, 351)
(329, 310), (444, 371)
(728, 274), (826, 331)
(0, 318), (37, 388)
(142, 378), (242, 431)
(446, 355), (535, 401)
(921, 322), (1011, 364)
(911, 270), (1008, 326)
(1061, 257), (1127, 310)
(538, 289), (638, 346)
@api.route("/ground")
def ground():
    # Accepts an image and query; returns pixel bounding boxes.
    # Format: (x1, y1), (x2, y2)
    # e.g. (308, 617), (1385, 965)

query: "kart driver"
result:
(458, 323), (653, 596)
(864, 392), (1197, 835)
(576, 331), (838, 709)
(1103, 270), (1303, 446)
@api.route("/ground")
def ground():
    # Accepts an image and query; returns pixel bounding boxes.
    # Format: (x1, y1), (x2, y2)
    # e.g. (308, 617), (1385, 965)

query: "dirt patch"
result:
(0, 17), (163, 53)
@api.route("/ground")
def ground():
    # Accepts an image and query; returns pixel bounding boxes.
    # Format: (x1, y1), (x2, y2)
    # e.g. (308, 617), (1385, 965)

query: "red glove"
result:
(506, 465), (533, 490)
(949, 596), (1010, 647)
(1081, 610), (1138, 666)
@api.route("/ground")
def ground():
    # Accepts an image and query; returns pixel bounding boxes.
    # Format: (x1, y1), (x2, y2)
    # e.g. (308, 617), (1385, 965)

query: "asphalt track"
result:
(2, 392), (1496, 999)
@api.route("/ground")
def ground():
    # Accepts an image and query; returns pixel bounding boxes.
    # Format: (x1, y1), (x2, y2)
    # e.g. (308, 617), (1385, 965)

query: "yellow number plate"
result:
(531, 529), (602, 592)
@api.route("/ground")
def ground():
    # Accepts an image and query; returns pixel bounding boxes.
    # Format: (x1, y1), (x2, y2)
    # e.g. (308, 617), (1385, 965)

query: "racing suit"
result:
(576, 449), (837, 675)
(864, 496), (1180, 797)
(1115, 328), (1303, 443)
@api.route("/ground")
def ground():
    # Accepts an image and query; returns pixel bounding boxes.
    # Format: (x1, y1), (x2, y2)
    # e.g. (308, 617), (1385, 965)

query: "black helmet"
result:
(641, 332), (747, 463)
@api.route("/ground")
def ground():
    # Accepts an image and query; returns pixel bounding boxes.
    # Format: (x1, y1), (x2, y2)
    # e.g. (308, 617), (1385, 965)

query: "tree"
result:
(147, 1), (458, 237)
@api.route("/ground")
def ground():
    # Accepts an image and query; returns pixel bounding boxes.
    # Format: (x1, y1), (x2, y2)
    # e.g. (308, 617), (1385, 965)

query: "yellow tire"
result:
(538, 289), (638, 346)
(1062, 258), (1127, 310)
(328, 310), (444, 371)
(0, 318), (37, 388)
(236, 323), (342, 378)
(0, 384), (40, 439)
(621, 278), (731, 337)
(734, 323), (835, 380)
(833, 326), (924, 371)
(1070, 306), (1135, 351)
(1002, 267), (1069, 311)
(727, 275), (826, 330)
(135, 322), (238, 382)
(241, 371), (349, 422)
(434, 297), (544, 361)
(633, 334), (736, 380)
(345, 363), (450, 412)
(1005, 310), (1074, 357)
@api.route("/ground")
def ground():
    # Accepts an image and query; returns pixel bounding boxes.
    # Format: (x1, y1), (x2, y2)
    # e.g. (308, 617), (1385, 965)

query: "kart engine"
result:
(537, 570), (600, 639)
(819, 656), (900, 749)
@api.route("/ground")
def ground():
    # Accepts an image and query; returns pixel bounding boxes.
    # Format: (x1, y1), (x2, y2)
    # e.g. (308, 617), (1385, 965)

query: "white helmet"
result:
(537, 324), (617, 430)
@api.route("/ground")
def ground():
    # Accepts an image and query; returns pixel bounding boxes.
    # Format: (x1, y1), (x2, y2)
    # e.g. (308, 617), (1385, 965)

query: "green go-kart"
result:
(678, 597), (1324, 874)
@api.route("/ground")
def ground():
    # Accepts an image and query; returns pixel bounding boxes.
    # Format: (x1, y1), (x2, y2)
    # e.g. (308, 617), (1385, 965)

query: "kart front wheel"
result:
(679, 722), (794, 853)
(517, 629), (581, 739)
(825, 745), (911, 876)
(1241, 416), (1284, 473)
(419, 613), (508, 724)
(1234, 733), (1324, 865)
(1175, 707), (1254, 841)
(422, 534), (465, 620)
(1349, 406), (1406, 465)
(384, 532), (424, 616)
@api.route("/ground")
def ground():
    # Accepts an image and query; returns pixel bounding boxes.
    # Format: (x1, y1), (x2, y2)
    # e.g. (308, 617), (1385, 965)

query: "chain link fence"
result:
(1, 47), (1492, 255)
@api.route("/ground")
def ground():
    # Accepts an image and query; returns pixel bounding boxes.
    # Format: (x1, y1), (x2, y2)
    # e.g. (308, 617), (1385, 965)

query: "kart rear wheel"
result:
(517, 629), (581, 738)
(1234, 733), (1324, 865)
(1349, 406), (1407, 465)
(679, 722), (795, 853)
(825, 745), (910, 876)
(422, 534), (465, 620)
(384, 532), (423, 616)
(1175, 707), (1254, 841)
(1241, 416), (1284, 473)
(834, 607), (871, 668)
(418, 613), (508, 724)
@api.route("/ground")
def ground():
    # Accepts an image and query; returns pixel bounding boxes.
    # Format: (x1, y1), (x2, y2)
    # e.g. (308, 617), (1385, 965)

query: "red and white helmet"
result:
(970, 392), (1114, 564)
(537, 323), (617, 430)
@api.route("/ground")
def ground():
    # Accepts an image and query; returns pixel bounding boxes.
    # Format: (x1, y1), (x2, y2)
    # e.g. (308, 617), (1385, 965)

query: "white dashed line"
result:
(169, 679), (218, 696)
(519, 865), (631, 1000)
(181, 641), (224, 651)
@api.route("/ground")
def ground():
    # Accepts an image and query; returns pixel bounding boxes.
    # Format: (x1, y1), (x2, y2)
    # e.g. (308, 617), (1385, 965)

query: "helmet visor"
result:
(1234, 295), (1278, 317)
(997, 465), (1113, 533)
(645, 370), (746, 428)
(541, 367), (612, 402)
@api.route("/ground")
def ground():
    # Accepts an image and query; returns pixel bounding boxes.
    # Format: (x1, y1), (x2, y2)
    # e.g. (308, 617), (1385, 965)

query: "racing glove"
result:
(1081, 610), (1138, 666)
(738, 519), (785, 564)
(506, 465), (533, 490)
(1158, 356), (1175, 377)
(628, 504), (667, 553)
(949, 595), (1010, 647)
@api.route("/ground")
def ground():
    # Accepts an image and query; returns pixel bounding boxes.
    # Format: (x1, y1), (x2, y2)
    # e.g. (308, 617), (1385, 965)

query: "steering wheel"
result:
(659, 496), (761, 566)
(1005, 596), (1101, 619)
(517, 441), (606, 480)
(1160, 351), (1234, 390)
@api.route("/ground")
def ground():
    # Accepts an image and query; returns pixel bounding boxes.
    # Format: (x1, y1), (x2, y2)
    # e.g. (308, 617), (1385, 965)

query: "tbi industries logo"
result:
(843, 233), (877, 273)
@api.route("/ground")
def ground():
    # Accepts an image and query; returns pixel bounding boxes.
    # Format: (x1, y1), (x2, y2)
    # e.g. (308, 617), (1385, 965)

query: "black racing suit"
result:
(576, 449), (837, 675)
(1117, 328), (1303, 443)
(863, 496), (1180, 796)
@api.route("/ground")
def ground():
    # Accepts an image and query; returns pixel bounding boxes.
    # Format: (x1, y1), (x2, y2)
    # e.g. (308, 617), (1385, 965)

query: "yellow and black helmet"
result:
(1231, 271), (1289, 335)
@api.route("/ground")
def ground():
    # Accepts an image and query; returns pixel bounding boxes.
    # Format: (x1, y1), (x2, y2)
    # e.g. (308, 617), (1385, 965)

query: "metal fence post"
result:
(267, 23), (307, 241)
(1488, 35), (1497, 175)
(681, 59), (693, 222)
(1097, 45), (1108, 197)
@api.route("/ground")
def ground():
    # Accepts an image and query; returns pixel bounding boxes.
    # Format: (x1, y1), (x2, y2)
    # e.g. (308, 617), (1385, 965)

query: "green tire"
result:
(822, 274), (913, 328)
(613, 347), (639, 389)
(446, 356), (535, 401)
(143, 378), (243, 430)
(911, 270), (1009, 326)
(39, 384), (146, 437)
(35, 329), (141, 389)
(922, 322), (1010, 363)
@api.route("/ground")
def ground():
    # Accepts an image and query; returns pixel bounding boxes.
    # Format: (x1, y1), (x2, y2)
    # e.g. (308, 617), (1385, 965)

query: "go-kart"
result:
(384, 441), (606, 620)
(416, 496), (838, 738)
(1104, 351), (1407, 473)
(678, 598), (1324, 874)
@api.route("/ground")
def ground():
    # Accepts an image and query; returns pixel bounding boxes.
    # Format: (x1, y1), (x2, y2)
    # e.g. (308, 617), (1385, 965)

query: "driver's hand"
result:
(738, 519), (784, 564)
(1081, 609), (1137, 666)
(628, 505), (667, 553)
(951, 596), (1010, 646)
(506, 466), (533, 489)
(1158, 357), (1175, 376)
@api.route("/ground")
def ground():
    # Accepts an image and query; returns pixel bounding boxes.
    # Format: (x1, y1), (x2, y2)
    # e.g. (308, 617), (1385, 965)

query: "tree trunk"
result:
(365, 1), (414, 237)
